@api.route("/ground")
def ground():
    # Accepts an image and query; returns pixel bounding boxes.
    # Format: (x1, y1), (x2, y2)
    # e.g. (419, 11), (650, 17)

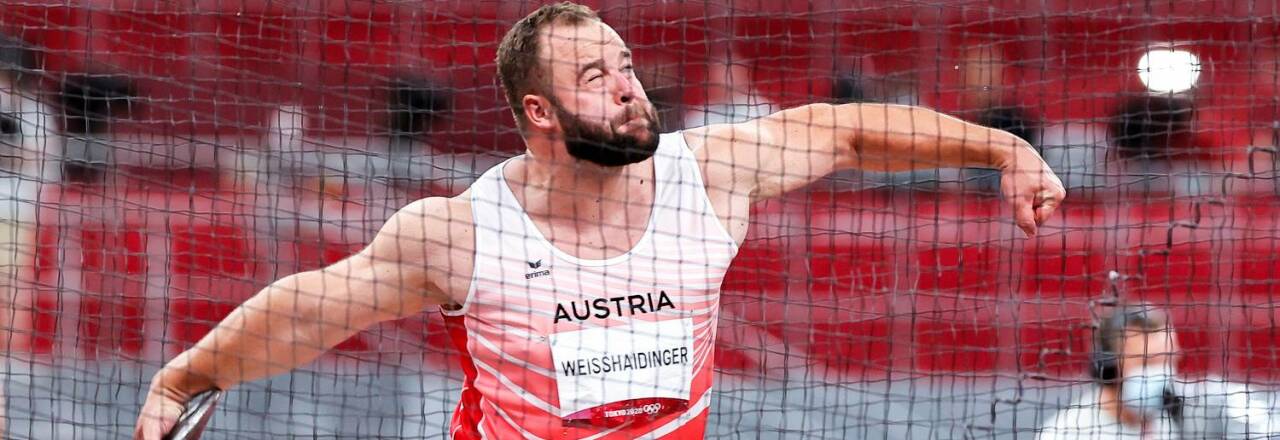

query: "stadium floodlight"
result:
(1138, 47), (1201, 94)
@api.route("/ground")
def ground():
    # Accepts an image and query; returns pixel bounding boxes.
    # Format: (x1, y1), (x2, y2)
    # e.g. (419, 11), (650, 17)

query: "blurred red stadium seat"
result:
(1174, 327), (1216, 377)
(414, 14), (502, 69)
(915, 244), (1004, 295)
(167, 297), (239, 353)
(1117, 201), (1224, 301)
(80, 227), (148, 277)
(1238, 238), (1280, 297)
(721, 242), (788, 294)
(810, 318), (904, 375)
(20, 223), (63, 355)
(1020, 229), (1107, 298)
(32, 224), (60, 283)
(731, 17), (829, 106)
(832, 13), (922, 75)
(1, 5), (86, 72)
(78, 226), (148, 358)
(1017, 321), (1090, 376)
(909, 195), (1008, 296)
(914, 318), (1002, 372)
(167, 222), (262, 353)
(170, 222), (253, 277)
(1229, 324), (1280, 381)
(77, 294), (146, 359)
(30, 293), (59, 355)
(809, 236), (894, 297)
(289, 239), (366, 271)
(713, 345), (757, 371)
(1234, 197), (1280, 297)
(1125, 242), (1216, 300)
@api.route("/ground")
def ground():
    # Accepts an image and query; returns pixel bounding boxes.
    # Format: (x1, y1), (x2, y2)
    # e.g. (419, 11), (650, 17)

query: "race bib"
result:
(549, 318), (694, 427)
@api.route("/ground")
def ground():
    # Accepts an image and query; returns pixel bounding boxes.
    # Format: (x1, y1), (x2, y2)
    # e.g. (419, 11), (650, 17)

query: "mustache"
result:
(611, 103), (658, 131)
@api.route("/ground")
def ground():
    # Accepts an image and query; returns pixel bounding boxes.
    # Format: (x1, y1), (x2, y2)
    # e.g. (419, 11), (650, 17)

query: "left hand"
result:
(999, 144), (1066, 237)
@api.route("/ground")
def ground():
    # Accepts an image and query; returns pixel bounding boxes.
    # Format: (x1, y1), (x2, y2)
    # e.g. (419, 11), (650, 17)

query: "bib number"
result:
(549, 318), (695, 427)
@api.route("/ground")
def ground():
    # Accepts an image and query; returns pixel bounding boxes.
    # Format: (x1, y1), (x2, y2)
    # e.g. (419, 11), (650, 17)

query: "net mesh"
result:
(1, 1), (1279, 438)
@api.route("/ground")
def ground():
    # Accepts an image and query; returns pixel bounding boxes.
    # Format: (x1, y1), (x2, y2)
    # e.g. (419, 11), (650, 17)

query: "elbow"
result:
(813, 103), (862, 167)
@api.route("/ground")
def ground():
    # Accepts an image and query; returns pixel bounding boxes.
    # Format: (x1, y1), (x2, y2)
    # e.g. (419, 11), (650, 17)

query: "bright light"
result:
(1138, 49), (1201, 93)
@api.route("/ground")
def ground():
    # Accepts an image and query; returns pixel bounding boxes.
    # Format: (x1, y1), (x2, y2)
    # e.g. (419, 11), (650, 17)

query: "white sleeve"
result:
(1036, 410), (1080, 440)
(1196, 379), (1280, 438)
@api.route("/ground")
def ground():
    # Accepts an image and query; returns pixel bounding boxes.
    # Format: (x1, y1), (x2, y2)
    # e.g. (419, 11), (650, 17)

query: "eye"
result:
(586, 71), (604, 84)
(621, 64), (635, 75)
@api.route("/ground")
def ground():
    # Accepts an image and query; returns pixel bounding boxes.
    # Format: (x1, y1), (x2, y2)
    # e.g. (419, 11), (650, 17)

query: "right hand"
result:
(133, 375), (196, 440)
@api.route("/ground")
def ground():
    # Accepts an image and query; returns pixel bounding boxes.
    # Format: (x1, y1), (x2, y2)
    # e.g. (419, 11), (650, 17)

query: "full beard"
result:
(557, 103), (662, 167)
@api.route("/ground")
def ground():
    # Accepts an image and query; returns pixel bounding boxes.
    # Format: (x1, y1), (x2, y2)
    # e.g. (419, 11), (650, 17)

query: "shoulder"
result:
(677, 123), (775, 199)
(400, 192), (474, 225)
(367, 193), (474, 256)
(678, 123), (775, 155)
(385, 192), (475, 248)
(368, 192), (476, 304)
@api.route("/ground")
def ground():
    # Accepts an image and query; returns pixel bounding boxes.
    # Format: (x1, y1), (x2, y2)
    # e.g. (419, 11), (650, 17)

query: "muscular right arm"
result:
(136, 197), (457, 439)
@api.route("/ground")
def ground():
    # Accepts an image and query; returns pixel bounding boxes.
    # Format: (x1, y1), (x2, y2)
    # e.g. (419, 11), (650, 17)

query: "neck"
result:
(508, 140), (652, 221)
(1100, 385), (1150, 429)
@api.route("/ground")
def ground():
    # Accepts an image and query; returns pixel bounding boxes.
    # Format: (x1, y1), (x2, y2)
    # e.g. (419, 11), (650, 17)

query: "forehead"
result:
(1120, 329), (1176, 355)
(539, 21), (626, 66)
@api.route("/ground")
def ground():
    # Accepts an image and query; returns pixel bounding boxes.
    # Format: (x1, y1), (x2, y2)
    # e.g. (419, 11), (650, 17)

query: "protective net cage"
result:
(2, 0), (1280, 438)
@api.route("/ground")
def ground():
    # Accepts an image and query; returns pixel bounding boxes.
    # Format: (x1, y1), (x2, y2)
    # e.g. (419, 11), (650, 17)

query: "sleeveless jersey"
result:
(442, 132), (739, 439)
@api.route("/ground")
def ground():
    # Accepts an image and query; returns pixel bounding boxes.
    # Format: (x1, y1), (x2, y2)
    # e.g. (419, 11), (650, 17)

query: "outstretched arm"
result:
(689, 102), (1065, 236)
(133, 197), (456, 440)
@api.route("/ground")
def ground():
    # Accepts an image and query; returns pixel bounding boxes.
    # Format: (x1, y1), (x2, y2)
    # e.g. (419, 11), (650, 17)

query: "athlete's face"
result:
(538, 21), (660, 167)
(1118, 329), (1179, 378)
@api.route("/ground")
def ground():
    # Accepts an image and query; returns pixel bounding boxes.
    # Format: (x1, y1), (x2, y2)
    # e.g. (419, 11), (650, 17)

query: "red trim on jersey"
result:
(443, 313), (483, 440)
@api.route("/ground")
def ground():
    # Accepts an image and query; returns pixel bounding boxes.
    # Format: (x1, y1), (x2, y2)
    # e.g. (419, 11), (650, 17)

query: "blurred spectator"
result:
(388, 75), (449, 154)
(57, 73), (134, 184)
(1037, 304), (1280, 440)
(1109, 95), (1197, 162)
(684, 51), (777, 128)
(957, 44), (1040, 194)
(1106, 95), (1220, 196)
(832, 56), (870, 104)
(831, 74), (866, 104)
(0, 35), (54, 178)
(831, 55), (920, 107)
(1038, 122), (1108, 192)
(0, 34), (54, 437)
(825, 56), (942, 191)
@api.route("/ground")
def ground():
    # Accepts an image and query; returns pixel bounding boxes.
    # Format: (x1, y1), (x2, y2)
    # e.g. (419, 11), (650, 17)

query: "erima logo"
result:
(526, 260), (550, 279)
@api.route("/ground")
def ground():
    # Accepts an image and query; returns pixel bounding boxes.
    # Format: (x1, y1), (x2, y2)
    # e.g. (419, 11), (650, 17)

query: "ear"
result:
(522, 94), (556, 130)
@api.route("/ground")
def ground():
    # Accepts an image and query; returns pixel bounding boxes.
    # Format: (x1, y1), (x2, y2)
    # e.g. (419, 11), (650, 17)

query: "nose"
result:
(612, 71), (634, 106)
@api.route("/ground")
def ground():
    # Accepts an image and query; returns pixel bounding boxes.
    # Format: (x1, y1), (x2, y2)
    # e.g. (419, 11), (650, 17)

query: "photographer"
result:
(1038, 304), (1280, 439)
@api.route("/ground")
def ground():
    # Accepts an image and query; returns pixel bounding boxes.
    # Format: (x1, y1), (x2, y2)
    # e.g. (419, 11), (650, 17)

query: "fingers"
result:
(137, 408), (163, 440)
(1034, 198), (1058, 225)
(1002, 160), (1066, 238)
(136, 393), (182, 440)
(1014, 197), (1038, 238)
(134, 414), (156, 440)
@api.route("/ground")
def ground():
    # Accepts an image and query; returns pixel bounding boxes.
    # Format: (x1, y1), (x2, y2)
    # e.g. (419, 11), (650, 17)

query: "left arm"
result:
(686, 102), (1066, 236)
